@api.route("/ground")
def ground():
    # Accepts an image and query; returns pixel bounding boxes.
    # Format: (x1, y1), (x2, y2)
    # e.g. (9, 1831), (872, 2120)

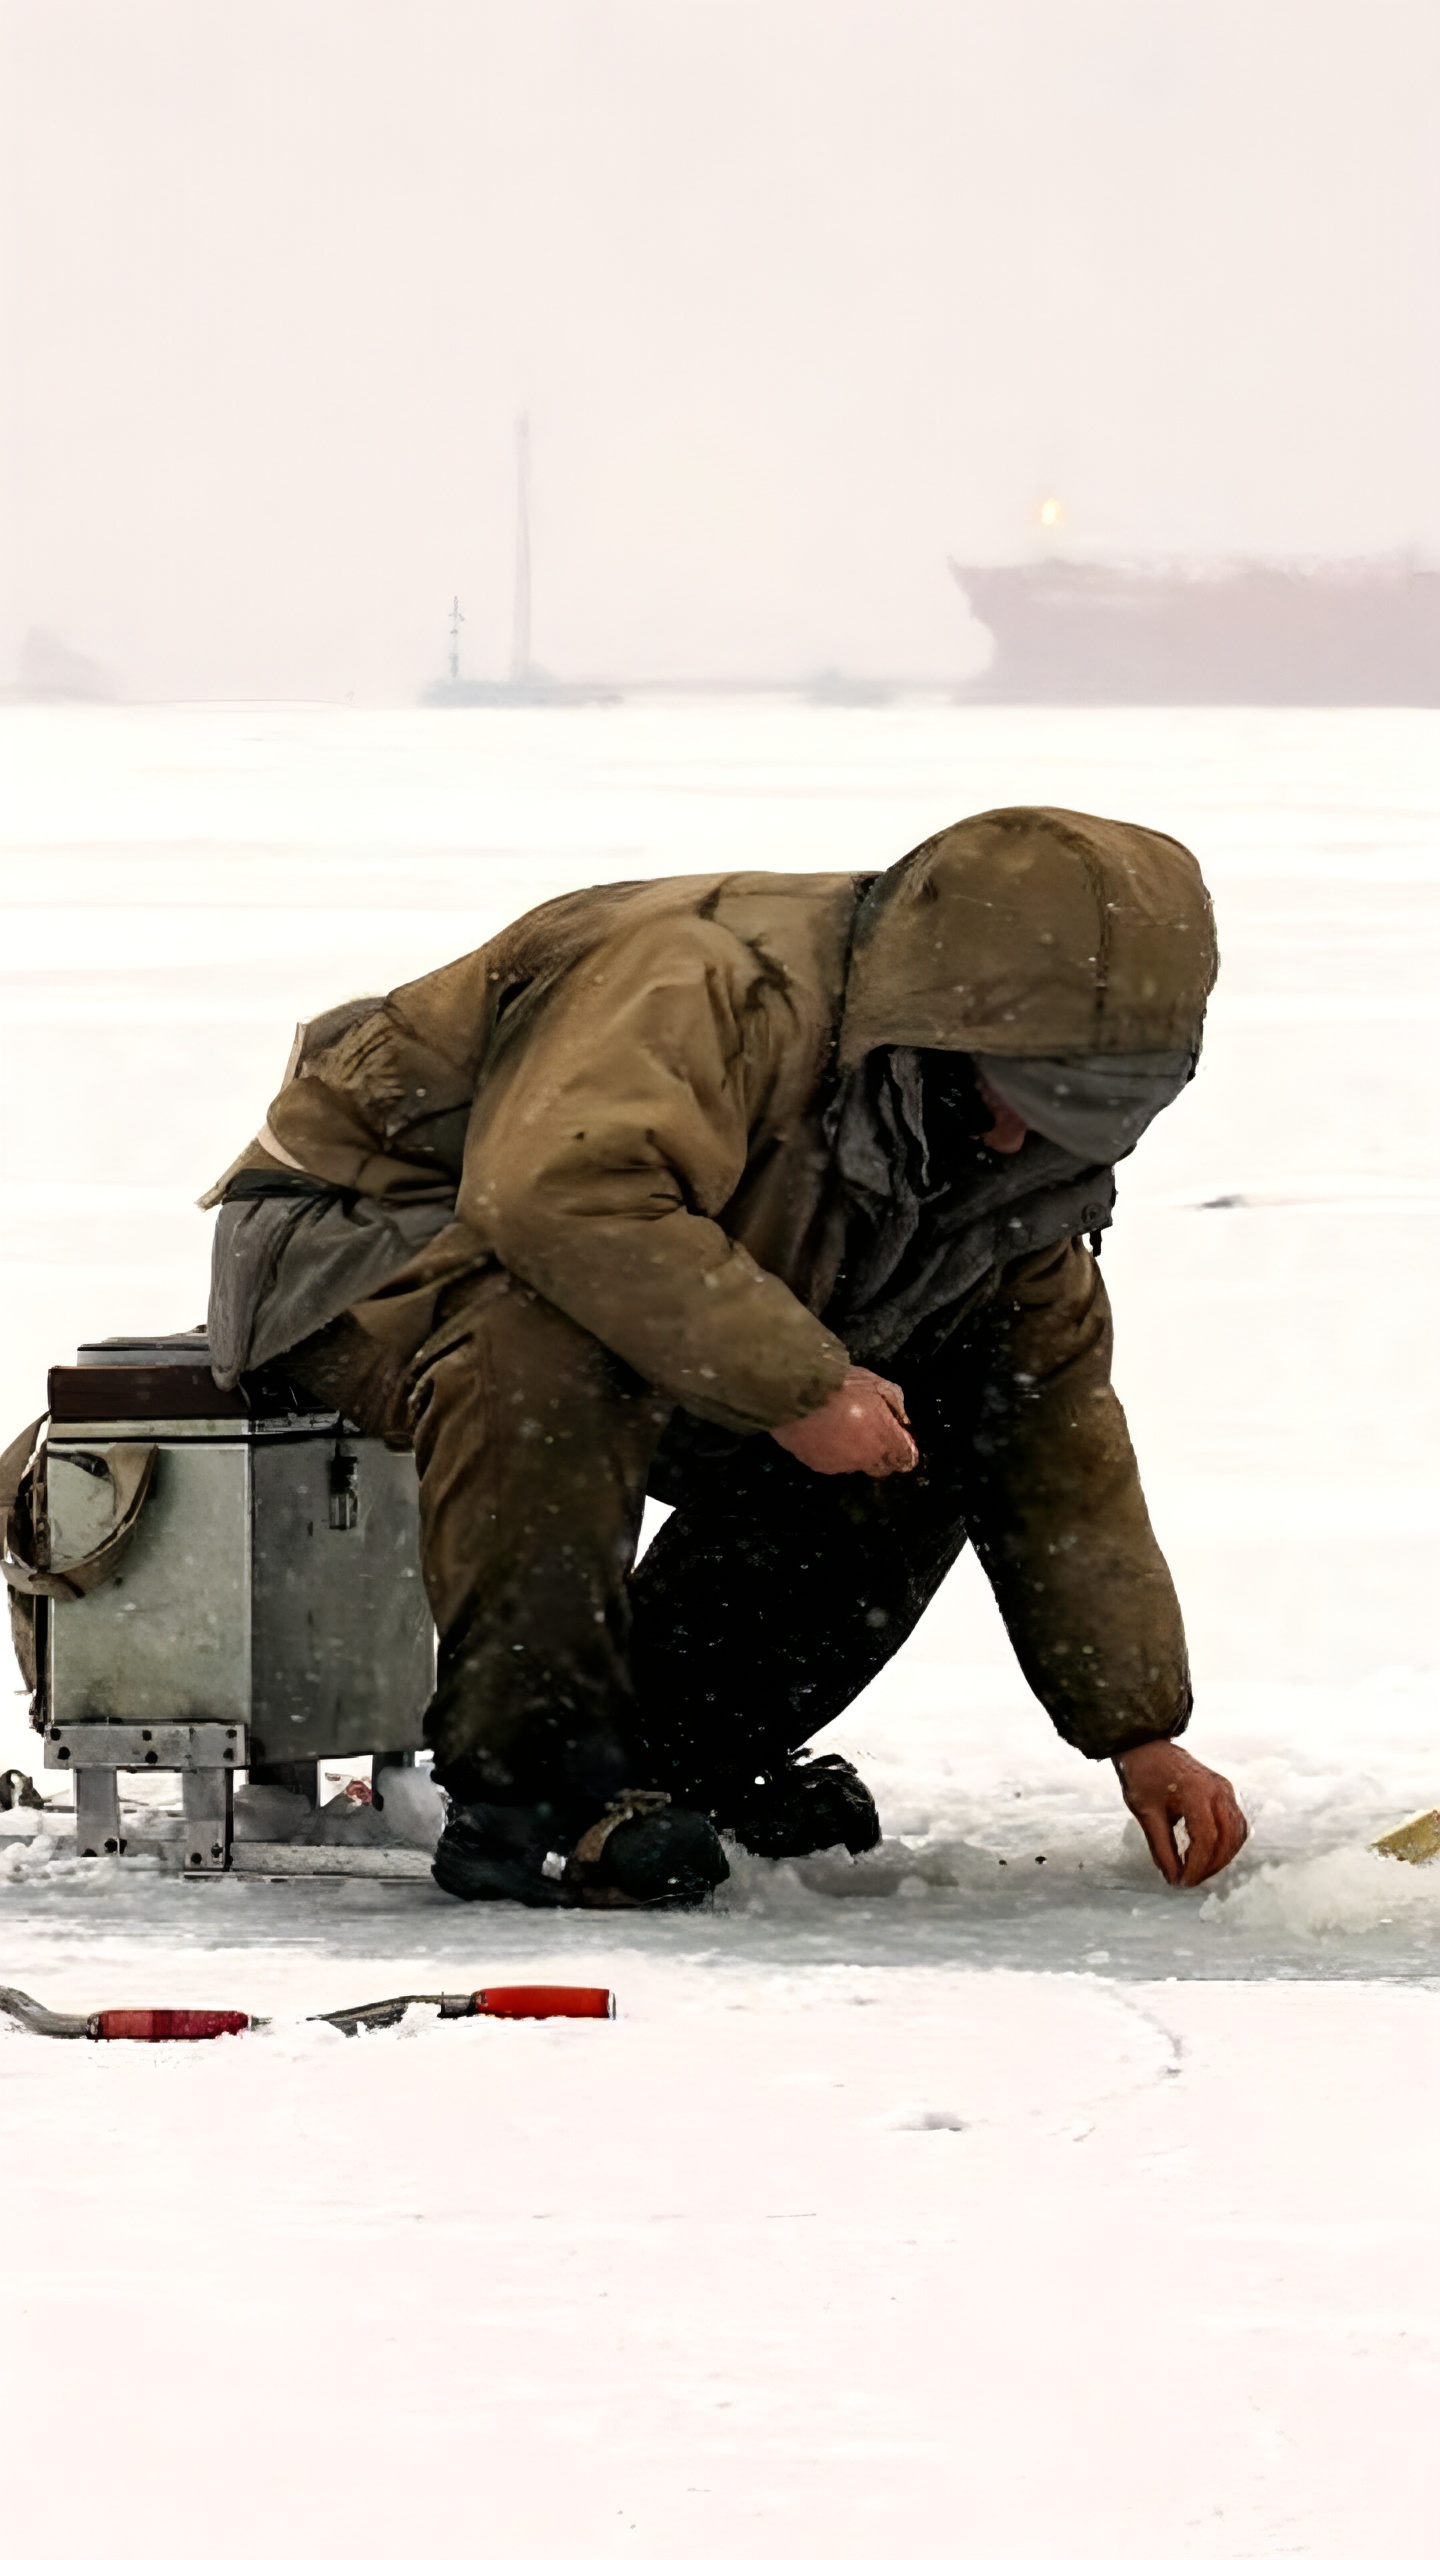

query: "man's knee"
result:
(408, 1269), (657, 1428)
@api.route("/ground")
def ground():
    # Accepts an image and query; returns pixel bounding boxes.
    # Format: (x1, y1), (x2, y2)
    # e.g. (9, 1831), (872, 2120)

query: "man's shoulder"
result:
(514, 868), (865, 950)
(392, 870), (864, 1022)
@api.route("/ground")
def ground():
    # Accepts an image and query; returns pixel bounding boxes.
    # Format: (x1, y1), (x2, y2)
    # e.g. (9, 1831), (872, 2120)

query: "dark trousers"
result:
(272, 1267), (978, 1802)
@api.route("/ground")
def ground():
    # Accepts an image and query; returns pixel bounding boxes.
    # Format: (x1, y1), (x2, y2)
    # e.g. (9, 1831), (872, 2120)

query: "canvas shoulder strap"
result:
(0, 1420), (157, 1601)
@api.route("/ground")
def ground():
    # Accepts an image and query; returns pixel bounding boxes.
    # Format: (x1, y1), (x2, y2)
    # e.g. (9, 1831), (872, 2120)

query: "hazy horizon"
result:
(3, 0), (1437, 702)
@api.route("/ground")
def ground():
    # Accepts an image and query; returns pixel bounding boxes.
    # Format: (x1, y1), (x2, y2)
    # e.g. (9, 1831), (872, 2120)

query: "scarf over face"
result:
(820, 1045), (1193, 1367)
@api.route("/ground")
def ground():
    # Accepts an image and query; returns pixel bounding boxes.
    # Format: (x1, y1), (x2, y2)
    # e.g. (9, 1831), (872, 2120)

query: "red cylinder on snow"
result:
(472, 1985), (614, 2020)
(93, 2008), (251, 2041)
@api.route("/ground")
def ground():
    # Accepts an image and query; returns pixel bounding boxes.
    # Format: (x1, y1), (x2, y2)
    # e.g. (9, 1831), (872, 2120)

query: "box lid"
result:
(49, 1363), (313, 1425)
(76, 1332), (214, 1368)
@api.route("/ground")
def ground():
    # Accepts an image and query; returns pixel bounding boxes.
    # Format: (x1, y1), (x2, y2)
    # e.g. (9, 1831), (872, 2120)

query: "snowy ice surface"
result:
(1, 702), (1437, 2554)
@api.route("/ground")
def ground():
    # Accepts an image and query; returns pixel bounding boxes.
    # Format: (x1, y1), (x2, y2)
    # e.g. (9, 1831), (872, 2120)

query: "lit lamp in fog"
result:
(1038, 496), (1065, 528)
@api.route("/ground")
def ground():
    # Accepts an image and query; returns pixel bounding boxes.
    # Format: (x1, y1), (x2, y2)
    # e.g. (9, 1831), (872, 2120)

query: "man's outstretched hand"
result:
(1114, 1738), (1248, 1886)
(771, 1367), (919, 1478)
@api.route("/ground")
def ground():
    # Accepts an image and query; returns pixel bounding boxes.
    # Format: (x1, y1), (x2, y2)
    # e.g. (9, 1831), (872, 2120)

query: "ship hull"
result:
(951, 561), (1440, 706)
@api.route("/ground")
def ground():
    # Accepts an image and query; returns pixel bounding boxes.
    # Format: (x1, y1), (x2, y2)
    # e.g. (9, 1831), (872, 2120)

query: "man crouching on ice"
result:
(206, 806), (1248, 1908)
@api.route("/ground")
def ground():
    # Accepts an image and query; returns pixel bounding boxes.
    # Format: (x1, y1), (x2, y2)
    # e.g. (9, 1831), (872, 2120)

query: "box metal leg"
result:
(181, 1767), (233, 1873)
(75, 1766), (121, 1857)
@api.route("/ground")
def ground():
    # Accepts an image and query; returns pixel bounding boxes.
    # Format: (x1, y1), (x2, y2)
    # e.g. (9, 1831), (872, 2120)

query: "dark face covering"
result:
(972, 1051), (1196, 1165)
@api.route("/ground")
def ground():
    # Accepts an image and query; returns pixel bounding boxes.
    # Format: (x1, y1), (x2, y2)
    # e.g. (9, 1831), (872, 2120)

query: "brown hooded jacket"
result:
(213, 806), (1217, 1755)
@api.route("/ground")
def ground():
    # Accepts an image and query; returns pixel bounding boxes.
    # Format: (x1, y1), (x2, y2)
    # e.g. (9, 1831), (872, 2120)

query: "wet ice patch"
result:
(1206, 1844), (1440, 1940)
(716, 1835), (1000, 1913)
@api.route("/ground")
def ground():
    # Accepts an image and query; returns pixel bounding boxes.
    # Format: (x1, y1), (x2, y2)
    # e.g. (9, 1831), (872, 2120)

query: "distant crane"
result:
(421, 413), (614, 705)
(510, 415), (532, 686)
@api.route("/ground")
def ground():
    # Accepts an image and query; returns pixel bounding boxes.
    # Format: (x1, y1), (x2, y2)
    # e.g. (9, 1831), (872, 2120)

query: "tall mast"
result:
(448, 594), (464, 685)
(509, 414), (532, 684)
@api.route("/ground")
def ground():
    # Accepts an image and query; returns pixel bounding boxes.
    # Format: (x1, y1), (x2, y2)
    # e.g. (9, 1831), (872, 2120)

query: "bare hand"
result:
(771, 1368), (919, 1478)
(1114, 1738), (1248, 1887)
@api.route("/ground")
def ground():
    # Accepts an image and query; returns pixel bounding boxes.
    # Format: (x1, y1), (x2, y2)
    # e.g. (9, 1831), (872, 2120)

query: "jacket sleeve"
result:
(456, 917), (853, 1432)
(962, 1236), (1192, 1758)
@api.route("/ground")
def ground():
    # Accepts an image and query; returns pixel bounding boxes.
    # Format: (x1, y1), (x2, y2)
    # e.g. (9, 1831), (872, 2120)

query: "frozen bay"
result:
(1, 701), (1437, 2554)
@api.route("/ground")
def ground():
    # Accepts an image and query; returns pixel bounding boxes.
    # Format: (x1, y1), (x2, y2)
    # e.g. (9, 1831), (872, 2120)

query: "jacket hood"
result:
(838, 805), (1218, 1070)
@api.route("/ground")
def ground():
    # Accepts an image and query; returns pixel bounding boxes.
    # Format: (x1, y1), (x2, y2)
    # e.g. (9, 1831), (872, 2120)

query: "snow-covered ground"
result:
(1, 702), (1437, 2554)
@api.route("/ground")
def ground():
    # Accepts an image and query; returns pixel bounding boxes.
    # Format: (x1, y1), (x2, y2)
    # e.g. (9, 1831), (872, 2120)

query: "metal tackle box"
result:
(36, 1335), (434, 1868)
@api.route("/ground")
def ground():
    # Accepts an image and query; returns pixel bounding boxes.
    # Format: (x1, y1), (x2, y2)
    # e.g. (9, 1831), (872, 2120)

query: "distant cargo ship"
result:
(948, 556), (1440, 705)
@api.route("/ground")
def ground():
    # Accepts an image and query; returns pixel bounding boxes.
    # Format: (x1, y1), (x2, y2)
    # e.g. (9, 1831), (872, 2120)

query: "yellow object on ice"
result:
(1372, 1809), (1440, 1865)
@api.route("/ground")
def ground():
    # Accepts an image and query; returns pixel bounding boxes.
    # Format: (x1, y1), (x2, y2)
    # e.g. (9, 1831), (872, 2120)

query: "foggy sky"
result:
(2, 0), (1437, 699)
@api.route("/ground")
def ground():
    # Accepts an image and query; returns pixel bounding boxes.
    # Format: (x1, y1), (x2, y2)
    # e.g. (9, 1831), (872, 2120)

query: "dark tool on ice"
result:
(0, 1981), (616, 2041)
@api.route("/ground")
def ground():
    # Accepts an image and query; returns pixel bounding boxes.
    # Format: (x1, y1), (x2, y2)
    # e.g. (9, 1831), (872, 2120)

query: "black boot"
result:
(712, 1753), (882, 1861)
(433, 1786), (729, 1909)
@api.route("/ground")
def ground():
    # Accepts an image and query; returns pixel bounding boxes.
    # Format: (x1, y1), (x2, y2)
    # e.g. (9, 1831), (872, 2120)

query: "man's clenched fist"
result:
(771, 1367), (919, 1479)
